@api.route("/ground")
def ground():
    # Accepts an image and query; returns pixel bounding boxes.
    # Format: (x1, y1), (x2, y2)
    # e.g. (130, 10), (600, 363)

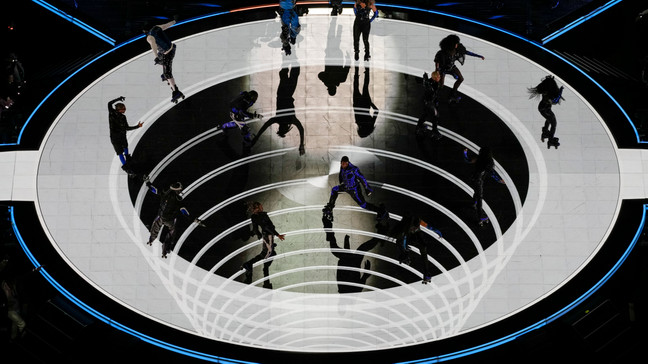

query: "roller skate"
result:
(282, 43), (291, 56)
(263, 281), (273, 289)
(171, 89), (185, 104)
(547, 137), (560, 149)
(375, 203), (389, 223)
(422, 275), (432, 284)
(448, 94), (462, 104)
(479, 216), (490, 227)
(354, 50), (359, 61)
(364, 52), (371, 62)
(398, 252), (411, 265)
(322, 203), (334, 222)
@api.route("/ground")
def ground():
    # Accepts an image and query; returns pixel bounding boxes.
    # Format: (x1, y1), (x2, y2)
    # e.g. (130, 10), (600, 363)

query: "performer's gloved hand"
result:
(119, 96), (125, 101)
(154, 57), (163, 65)
(299, 144), (305, 156)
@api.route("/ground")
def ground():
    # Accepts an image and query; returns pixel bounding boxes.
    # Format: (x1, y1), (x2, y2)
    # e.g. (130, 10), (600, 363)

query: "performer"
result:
(107, 96), (142, 173)
(434, 34), (484, 103)
(353, 0), (378, 61)
(144, 19), (184, 103)
(241, 202), (286, 288)
(464, 147), (505, 226)
(393, 215), (442, 284)
(145, 181), (203, 258)
(330, 0), (343, 16)
(416, 71), (442, 140)
(279, 0), (301, 55)
(219, 90), (262, 143)
(528, 75), (564, 149)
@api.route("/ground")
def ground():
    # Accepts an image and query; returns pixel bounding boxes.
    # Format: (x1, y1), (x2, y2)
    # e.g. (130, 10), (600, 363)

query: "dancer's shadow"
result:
(318, 17), (350, 97)
(353, 66), (378, 137)
(323, 216), (379, 293)
(250, 62), (305, 154)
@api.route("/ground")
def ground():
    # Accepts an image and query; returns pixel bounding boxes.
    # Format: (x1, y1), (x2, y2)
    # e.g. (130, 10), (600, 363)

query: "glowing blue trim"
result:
(542, 0), (623, 44)
(3, 5), (645, 361)
(4, 2), (639, 149)
(10, 199), (645, 363)
(395, 204), (647, 363)
(31, 0), (116, 45)
(8, 205), (258, 364)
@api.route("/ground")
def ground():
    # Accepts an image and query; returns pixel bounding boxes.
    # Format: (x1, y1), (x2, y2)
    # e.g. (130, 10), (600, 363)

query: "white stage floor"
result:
(3, 9), (647, 358)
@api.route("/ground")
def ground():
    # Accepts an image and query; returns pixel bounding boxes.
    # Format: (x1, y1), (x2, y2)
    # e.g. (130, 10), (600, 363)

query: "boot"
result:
(364, 52), (371, 61)
(322, 203), (334, 222)
(171, 87), (184, 104)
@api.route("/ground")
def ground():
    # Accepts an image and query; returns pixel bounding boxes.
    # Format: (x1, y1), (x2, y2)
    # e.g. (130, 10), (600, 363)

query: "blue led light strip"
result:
(8, 205), (258, 364)
(373, 2), (640, 143)
(3, 4), (645, 362)
(31, 0), (116, 45)
(9, 198), (645, 363)
(542, 0), (623, 44)
(396, 204), (647, 363)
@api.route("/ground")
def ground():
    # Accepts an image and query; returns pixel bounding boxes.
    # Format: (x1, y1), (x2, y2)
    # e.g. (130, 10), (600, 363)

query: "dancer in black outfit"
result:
(220, 90), (262, 144)
(330, 0), (343, 15)
(434, 34), (484, 103)
(145, 181), (203, 258)
(107, 96), (142, 173)
(144, 19), (184, 103)
(528, 75), (564, 149)
(416, 71), (442, 140)
(250, 65), (305, 155)
(393, 215), (442, 284)
(353, 0), (378, 61)
(463, 147), (505, 226)
(241, 202), (286, 287)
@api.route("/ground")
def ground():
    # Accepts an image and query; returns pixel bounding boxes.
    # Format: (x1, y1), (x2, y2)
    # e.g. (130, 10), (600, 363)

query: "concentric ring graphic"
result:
(30, 11), (622, 359)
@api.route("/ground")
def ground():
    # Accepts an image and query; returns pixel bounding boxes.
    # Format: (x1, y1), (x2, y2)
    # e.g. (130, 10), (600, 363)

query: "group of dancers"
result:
(106, 2), (566, 282)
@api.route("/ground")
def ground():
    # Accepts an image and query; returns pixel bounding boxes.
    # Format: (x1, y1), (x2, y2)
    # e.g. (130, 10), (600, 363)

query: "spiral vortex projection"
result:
(34, 15), (618, 354)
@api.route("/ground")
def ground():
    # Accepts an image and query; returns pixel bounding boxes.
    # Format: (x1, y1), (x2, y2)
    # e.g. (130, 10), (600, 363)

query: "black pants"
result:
(245, 234), (276, 277)
(353, 19), (371, 55)
(539, 101), (557, 138)
(417, 102), (439, 131)
(161, 44), (176, 80)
